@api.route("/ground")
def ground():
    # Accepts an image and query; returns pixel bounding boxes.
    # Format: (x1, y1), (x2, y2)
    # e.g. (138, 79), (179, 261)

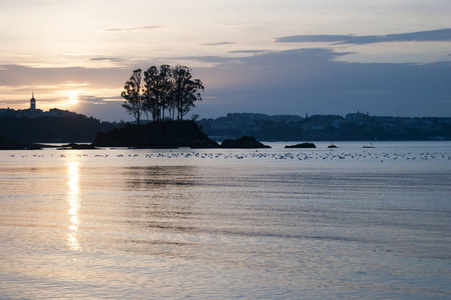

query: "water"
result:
(0, 141), (450, 299)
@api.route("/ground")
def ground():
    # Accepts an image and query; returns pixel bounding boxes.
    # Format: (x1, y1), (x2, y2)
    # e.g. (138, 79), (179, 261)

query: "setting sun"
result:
(68, 91), (79, 105)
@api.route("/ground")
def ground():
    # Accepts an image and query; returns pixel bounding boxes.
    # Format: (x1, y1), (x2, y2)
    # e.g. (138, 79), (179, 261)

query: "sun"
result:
(68, 91), (79, 105)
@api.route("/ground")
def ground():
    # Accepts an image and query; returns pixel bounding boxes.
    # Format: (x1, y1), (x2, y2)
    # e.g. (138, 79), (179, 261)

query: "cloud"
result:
(0, 64), (129, 88)
(275, 28), (451, 45)
(2, 47), (451, 121)
(275, 35), (353, 43)
(79, 95), (115, 104)
(190, 48), (451, 118)
(229, 50), (268, 54)
(178, 48), (350, 68)
(90, 57), (122, 62)
(202, 42), (236, 46)
(169, 55), (234, 65)
(103, 25), (162, 32)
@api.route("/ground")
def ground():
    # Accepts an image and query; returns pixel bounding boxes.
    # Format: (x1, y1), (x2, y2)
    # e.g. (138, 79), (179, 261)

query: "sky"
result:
(1, 0), (450, 122)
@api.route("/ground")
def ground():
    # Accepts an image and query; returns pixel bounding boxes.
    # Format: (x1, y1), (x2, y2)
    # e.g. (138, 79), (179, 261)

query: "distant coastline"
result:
(197, 112), (451, 142)
(2, 100), (451, 145)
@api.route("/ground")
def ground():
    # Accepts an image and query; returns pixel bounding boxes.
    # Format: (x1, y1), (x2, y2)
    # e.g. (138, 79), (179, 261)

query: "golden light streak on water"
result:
(67, 161), (82, 251)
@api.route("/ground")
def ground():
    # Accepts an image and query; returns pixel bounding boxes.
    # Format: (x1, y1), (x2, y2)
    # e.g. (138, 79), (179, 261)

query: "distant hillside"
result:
(0, 115), (121, 143)
(197, 113), (451, 141)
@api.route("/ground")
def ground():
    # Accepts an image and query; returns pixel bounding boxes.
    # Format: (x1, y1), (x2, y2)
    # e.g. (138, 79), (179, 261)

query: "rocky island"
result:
(93, 120), (219, 148)
(285, 142), (317, 148)
(93, 121), (273, 149)
(221, 136), (271, 148)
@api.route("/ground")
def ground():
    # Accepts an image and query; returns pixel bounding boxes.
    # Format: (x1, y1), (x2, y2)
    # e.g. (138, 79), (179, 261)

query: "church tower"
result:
(30, 91), (36, 110)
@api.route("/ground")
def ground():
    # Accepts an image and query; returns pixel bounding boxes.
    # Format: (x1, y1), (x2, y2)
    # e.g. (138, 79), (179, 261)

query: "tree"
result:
(172, 65), (204, 121)
(121, 65), (204, 122)
(143, 65), (172, 122)
(121, 69), (143, 125)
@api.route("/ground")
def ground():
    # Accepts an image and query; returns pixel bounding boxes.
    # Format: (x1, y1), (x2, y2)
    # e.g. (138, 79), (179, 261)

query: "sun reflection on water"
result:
(67, 161), (82, 251)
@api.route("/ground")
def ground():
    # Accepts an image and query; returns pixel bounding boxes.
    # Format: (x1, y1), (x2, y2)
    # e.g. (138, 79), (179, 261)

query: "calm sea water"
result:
(0, 141), (450, 299)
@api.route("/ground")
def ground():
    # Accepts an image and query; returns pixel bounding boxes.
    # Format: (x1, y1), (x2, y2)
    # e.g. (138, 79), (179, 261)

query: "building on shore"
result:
(0, 93), (80, 119)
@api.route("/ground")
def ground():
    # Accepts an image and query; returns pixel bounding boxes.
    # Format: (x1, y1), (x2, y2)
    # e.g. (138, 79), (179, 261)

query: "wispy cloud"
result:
(60, 83), (92, 87)
(2, 46), (451, 120)
(202, 42), (236, 46)
(90, 57), (122, 62)
(173, 56), (234, 64)
(276, 35), (353, 43)
(229, 50), (267, 54)
(103, 25), (162, 32)
(275, 28), (451, 45)
(0, 64), (129, 89)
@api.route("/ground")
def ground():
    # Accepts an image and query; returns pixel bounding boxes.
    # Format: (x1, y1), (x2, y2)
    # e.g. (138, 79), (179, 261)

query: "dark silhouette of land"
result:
(285, 142), (316, 148)
(198, 112), (451, 141)
(0, 136), (46, 150)
(94, 122), (275, 149)
(0, 113), (271, 149)
(0, 115), (120, 143)
(2, 110), (451, 151)
(57, 143), (99, 150)
(221, 136), (270, 148)
(94, 120), (218, 148)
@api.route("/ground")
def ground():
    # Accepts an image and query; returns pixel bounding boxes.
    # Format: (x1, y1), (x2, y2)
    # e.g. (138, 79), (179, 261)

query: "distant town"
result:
(197, 112), (451, 141)
(1, 94), (451, 142)
(0, 92), (90, 119)
(0, 94), (120, 143)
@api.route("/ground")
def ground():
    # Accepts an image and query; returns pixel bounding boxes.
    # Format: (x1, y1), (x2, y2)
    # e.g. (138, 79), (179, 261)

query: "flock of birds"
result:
(7, 149), (451, 162)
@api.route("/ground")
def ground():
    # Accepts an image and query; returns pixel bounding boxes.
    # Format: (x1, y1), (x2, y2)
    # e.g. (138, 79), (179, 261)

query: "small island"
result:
(57, 143), (99, 150)
(94, 65), (270, 149)
(221, 136), (271, 149)
(285, 142), (317, 148)
(94, 120), (219, 148)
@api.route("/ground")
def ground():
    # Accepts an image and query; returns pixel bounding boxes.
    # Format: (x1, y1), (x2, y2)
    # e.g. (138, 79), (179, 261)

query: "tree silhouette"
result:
(172, 65), (204, 121)
(121, 69), (143, 125)
(143, 65), (172, 122)
(121, 65), (204, 123)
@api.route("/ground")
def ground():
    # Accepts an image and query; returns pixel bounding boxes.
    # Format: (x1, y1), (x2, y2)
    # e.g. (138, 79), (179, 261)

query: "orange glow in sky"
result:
(68, 91), (80, 105)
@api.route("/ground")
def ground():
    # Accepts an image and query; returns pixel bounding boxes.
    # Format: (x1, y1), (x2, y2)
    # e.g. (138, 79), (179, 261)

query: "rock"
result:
(93, 120), (219, 149)
(221, 136), (271, 148)
(285, 142), (316, 148)
(0, 137), (44, 150)
(0, 143), (43, 150)
(328, 144), (338, 148)
(57, 143), (98, 150)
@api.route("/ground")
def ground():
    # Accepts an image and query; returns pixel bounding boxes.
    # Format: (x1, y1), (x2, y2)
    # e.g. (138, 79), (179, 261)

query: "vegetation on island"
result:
(109, 65), (273, 148)
(94, 64), (218, 148)
(121, 65), (204, 124)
